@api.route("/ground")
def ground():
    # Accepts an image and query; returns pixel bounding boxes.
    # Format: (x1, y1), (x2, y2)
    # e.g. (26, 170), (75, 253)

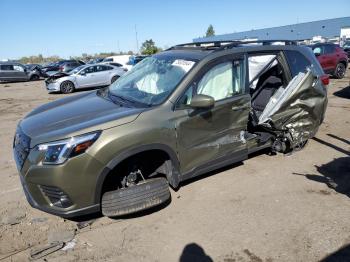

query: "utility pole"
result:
(135, 24), (139, 54)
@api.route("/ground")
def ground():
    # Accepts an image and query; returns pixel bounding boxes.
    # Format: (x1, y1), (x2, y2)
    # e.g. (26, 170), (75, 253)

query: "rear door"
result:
(94, 65), (112, 85)
(174, 55), (250, 176)
(259, 50), (327, 148)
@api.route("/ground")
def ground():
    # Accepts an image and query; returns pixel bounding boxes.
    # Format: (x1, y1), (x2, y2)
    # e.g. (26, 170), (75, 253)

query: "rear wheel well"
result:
(339, 60), (347, 67)
(100, 150), (172, 198)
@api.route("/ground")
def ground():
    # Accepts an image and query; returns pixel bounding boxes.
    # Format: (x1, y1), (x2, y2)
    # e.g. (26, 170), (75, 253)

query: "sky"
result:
(0, 0), (349, 59)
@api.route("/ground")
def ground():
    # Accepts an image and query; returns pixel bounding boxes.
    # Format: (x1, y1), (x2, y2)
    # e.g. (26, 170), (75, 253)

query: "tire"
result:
(334, 63), (346, 79)
(60, 81), (75, 94)
(111, 75), (119, 84)
(101, 177), (170, 217)
(30, 74), (40, 81)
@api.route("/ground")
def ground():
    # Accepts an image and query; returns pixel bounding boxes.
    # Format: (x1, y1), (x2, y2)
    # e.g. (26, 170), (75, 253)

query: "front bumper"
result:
(19, 175), (100, 218)
(15, 140), (105, 218)
(45, 81), (60, 92)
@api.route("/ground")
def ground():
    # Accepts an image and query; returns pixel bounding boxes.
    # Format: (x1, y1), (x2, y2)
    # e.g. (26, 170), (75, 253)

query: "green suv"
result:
(13, 41), (328, 218)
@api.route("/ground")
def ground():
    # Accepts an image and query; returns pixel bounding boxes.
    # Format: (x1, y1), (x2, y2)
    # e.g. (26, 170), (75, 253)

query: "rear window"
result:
(324, 45), (335, 54)
(284, 50), (311, 77)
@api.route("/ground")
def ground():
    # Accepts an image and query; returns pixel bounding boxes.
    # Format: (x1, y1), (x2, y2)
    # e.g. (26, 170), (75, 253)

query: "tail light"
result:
(320, 74), (329, 86)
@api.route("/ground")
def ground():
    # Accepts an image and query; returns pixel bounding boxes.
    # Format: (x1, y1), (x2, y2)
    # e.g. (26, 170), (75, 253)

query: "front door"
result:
(76, 65), (97, 88)
(174, 56), (250, 176)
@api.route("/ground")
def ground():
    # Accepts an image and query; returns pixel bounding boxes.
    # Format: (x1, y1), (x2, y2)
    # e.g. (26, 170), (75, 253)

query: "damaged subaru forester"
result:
(13, 40), (328, 218)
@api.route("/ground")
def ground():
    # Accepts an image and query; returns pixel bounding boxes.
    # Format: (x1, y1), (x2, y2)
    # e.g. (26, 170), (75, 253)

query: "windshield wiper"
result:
(108, 89), (152, 108)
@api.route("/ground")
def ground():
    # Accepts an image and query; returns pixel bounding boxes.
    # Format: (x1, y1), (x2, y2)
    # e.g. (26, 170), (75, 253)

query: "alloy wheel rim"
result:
(337, 64), (345, 78)
(62, 82), (73, 93)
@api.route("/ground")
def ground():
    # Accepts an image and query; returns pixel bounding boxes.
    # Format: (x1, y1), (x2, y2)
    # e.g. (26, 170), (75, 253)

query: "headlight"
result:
(36, 131), (101, 165)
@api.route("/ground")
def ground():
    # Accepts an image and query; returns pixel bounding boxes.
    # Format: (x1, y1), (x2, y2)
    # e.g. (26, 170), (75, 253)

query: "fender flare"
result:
(94, 143), (181, 203)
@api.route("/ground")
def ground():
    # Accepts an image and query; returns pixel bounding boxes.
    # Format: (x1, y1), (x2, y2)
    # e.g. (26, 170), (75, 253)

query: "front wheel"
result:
(101, 177), (170, 217)
(60, 81), (75, 94)
(334, 63), (346, 79)
(30, 74), (40, 81)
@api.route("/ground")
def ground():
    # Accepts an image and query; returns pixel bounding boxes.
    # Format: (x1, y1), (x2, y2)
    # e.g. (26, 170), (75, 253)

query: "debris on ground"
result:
(1, 210), (26, 226)
(48, 229), (76, 244)
(61, 239), (77, 251)
(76, 219), (96, 230)
(29, 241), (64, 260)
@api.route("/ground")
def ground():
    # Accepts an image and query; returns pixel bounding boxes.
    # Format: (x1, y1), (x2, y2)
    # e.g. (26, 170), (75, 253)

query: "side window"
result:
(0, 65), (14, 71)
(83, 66), (95, 74)
(96, 65), (109, 72)
(197, 60), (244, 101)
(111, 63), (122, 67)
(177, 86), (194, 107)
(324, 45), (335, 54)
(284, 50), (311, 77)
(313, 46), (323, 56)
(13, 65), (25, 72)
(105, 66), (113, 70)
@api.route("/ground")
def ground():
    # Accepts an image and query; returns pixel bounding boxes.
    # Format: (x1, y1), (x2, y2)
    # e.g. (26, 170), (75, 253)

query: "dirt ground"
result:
(0, 71), (349, 262)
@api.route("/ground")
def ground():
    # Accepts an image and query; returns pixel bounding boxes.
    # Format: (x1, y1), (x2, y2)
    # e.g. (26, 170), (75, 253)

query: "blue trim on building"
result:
(194, 17), (350, 42)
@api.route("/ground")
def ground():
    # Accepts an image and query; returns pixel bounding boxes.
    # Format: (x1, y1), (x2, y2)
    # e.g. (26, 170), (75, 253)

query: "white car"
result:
(102, 55), (131, 70)
(45, 64), (125, 94)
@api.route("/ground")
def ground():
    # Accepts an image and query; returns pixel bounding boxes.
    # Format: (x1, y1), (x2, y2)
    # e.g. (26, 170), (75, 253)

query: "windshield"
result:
(70, 65), (85, 75)
(109, 56), (196, 106)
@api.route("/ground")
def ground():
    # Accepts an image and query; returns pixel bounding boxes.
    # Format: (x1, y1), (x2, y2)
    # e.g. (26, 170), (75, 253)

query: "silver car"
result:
(45, 64), (125, 94)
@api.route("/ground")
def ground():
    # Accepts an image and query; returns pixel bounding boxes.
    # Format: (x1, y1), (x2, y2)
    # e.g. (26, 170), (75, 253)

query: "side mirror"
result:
(80, 71), (86, 76)
(314, 52), (321, 57)
(190, 94), (215, 109)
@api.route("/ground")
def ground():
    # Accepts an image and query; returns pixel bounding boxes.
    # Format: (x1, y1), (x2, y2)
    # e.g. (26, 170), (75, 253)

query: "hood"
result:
(20, 91), (143, 147)
(45, 72), (70, 83)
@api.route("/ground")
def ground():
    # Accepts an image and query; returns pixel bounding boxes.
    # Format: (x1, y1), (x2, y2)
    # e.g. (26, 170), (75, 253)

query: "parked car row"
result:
(45, 63), (126, 93)
(41, 60), (85, 76)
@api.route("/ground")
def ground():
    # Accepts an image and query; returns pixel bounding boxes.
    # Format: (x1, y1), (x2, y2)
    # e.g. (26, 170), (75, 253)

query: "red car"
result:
(311, 43), (348, 79)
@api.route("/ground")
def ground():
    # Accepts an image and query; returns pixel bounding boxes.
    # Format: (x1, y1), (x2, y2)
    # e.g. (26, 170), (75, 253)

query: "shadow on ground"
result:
(179, 243), (213, 262)
(320, 243), (350, 262)
(70, 149), (272, 222)
(333, 85), (350, 99)
(293, 135), (350, 198)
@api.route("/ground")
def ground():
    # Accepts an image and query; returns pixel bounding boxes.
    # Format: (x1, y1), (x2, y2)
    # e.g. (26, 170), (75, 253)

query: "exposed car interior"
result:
(248, 54), (288, 117)
(247, 53), (298, 152)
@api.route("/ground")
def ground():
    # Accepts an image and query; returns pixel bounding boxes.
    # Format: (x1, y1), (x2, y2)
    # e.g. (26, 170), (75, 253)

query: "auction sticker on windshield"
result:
(172, 59), (195, 72)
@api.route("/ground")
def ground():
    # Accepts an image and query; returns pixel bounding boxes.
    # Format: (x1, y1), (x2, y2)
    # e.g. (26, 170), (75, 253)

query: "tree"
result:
(127, 50), (134, 55)
(206, 24), (215, 37)
(141, 39), (160, 55)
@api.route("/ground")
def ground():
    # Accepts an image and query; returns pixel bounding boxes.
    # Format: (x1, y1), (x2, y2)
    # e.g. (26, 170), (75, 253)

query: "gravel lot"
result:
(0, 71), (349, 262)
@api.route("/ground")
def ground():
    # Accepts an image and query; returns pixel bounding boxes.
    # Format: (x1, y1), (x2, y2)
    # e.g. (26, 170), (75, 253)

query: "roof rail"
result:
(168, 40), (298, 51)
